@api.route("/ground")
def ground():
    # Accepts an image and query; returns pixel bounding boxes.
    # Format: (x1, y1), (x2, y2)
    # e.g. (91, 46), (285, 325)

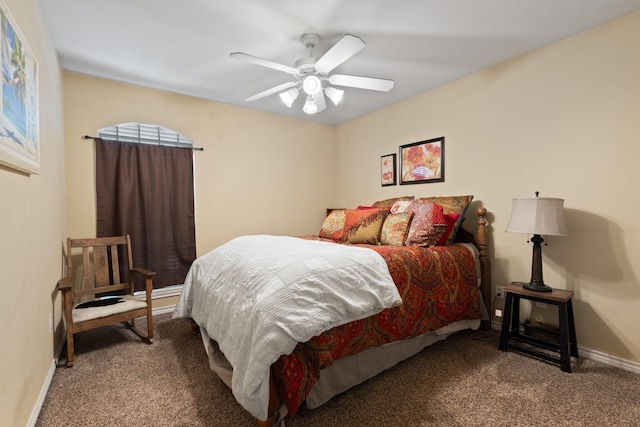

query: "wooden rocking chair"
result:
(56, 235), (155, 367)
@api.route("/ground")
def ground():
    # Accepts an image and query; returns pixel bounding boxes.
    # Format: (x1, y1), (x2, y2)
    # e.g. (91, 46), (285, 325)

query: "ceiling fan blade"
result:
(230, 52), (301, 76)
(313, 91), (327, 113)
(244, 81), (298, 102)
(329, 74), (395, 92)
(315, 34), (366, 74)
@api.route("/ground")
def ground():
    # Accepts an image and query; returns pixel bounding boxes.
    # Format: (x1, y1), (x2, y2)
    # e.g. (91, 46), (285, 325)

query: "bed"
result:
(173, 195), (491, 426)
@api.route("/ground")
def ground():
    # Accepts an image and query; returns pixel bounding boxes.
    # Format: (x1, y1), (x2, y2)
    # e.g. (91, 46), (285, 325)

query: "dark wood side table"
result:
(498, 282), (578, 373)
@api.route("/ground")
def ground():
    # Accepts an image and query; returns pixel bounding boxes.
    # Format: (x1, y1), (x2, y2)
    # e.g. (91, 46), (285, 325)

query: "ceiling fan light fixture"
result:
(303, 95), (318, 114)
(325, 87), (344, 106)
(232, 33), (395, 116)
(302, 75), (322, 95)
(279, 87), (299, 108)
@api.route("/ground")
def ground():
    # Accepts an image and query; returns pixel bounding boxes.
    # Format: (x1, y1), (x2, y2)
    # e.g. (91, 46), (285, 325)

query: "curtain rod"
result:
(83, 135), (204, 151)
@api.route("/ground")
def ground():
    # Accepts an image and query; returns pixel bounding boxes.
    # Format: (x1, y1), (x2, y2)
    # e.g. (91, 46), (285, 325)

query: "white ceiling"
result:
(39, 0), (640, 125)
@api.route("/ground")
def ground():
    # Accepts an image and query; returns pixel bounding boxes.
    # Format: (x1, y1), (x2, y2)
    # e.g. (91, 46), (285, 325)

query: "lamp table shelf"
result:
(498, 282), (578, 373)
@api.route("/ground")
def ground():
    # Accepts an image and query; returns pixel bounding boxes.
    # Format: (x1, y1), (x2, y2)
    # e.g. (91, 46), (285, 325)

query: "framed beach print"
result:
(0, 1), (39, 175)
(399, 137), (444, 185)
(380, 153), (396, 186)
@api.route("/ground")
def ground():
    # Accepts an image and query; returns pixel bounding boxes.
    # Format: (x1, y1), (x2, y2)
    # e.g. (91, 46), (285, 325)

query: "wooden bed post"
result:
(256, 369), (280, 427)
(475, 207), (492, 330)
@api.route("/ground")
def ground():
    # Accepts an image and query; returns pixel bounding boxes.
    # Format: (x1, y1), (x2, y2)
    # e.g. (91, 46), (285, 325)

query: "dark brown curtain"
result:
(95, 138), (196, 290)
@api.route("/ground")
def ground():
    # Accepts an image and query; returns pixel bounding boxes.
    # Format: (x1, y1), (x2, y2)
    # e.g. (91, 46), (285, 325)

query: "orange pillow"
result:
(339, 208), (390, 244)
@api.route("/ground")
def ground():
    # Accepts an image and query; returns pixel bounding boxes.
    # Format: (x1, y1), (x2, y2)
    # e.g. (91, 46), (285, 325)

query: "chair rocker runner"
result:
(57, 235), (155, 367)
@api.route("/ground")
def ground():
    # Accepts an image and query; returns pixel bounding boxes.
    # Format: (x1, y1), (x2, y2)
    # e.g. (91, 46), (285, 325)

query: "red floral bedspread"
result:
(272, 238), (481, 415)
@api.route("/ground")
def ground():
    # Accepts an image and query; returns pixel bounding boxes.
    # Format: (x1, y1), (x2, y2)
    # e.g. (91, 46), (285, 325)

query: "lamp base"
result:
(523, 281), (553, 292)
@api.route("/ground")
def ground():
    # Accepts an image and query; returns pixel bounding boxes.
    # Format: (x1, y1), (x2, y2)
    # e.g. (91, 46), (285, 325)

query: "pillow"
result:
(380, 211), (414, 246)
(371, 196), (414, 208)
(404, 201), (448, 247)
(416, 195), (473, 244)
(436, 213), (462, 246)
(390, 199), (413, 214)
(340, 208), (390, 244)
(319, 209), (346, 241)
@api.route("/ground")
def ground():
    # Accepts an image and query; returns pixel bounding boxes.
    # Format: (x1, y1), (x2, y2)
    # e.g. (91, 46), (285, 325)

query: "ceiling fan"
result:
(230, 33), (395, 115)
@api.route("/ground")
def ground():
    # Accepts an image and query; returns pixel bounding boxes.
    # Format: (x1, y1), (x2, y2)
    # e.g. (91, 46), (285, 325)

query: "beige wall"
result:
(335, 12), (640, 363)
(63, 73), (335, 255)
(0, 0), (65, 425)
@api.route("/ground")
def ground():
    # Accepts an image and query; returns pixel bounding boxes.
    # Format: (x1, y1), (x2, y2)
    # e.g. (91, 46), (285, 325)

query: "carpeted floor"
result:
(36, 314), (640, 426)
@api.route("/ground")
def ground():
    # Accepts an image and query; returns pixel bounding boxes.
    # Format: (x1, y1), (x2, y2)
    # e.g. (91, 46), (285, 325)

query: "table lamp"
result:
(506, 192), (569, 292)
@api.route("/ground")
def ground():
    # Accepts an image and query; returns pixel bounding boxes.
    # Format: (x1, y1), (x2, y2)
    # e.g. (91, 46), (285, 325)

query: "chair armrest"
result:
(56, 277), (73, 292)
(130, 268), (156, 296)
(130, 268), (156, 278)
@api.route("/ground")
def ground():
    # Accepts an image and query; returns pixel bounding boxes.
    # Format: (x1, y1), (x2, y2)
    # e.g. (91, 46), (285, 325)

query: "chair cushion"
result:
(72, 295), (147, 324)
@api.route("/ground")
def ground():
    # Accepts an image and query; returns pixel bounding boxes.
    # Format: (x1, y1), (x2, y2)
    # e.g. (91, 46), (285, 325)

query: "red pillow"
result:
(437, 213), (462, 246)
(404, 201), (448, 247)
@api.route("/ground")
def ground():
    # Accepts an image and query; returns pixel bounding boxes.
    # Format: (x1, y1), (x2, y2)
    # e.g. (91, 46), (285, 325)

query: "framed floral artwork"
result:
(380, 153), (396, 186)
(399, 137), (444, 185)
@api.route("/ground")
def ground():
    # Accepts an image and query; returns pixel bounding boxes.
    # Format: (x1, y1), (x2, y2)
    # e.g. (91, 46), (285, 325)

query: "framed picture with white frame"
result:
(0, 0), (40, 175)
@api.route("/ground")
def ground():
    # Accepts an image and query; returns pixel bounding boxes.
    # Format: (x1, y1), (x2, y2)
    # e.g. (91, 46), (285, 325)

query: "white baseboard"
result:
(578, 345), (640, 374)
(152, 304), (176, 316)
(134, 284), (183, 300)
(491, 320), (640, 374)
(28, 359), (56, 427)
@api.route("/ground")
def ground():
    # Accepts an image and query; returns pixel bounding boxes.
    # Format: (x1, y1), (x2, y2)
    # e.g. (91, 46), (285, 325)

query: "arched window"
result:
(95, 123), (197, 296)
(98, 122), (195, 148)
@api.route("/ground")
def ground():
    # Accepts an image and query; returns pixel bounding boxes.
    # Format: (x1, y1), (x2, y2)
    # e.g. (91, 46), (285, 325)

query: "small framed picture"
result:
(380, 153), (396, 186)
(399, 137), (444, 185)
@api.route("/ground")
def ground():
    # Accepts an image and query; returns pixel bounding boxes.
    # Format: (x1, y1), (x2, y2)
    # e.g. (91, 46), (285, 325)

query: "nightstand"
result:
(498, 282), (578, 373)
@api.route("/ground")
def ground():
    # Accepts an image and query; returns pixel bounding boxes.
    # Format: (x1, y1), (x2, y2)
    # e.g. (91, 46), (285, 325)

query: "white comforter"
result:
(173, 235), (402, 420)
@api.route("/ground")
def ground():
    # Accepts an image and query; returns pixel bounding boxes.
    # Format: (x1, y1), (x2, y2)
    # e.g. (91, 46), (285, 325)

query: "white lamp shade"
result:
(506, 197), (569, 236)
(279, 87), (299, 108)
(303, 95), (318, 114)
(325, 86), (344, 105)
